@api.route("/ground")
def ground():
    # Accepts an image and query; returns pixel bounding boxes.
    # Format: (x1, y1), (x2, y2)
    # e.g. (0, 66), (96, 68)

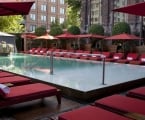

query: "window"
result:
(41, 5), (47, 11)
(30, 14), (36, 21)
(41, 15), (46, 21)
(59, 18), (64, 24)
(30, 25), (36, 32)
(60, 0), (64, 4)
(31, 3), (36, 9)
(51, 6), (56, 13)
(51, 16), (55, 22)
(60, 8), (64, 14)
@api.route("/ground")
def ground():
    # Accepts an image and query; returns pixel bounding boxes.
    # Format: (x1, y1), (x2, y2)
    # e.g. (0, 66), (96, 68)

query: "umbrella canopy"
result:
(21, 33), (37, 39)
(76, 34), (105, 39)
(104, 33), (142, 40)
(113, 2), (145, 16)
(56, 33), (77, 39)
(0, 0), (34, 16)
(34, 34), (58, 40)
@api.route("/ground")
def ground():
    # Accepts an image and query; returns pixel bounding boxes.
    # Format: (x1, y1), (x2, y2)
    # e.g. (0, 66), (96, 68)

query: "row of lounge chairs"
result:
(24, 48), (145, 65)
(0, 70), (61, 108)
(57, 86), (145, 120)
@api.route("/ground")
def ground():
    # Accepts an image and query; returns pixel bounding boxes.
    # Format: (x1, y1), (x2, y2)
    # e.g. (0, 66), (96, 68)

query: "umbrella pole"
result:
(50, 51), (53, 75)
(102, 57), (106, 85)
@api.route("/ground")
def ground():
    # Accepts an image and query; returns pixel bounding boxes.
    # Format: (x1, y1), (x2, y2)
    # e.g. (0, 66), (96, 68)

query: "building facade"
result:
(25, 0), (67, 32)
(81, 0), (144, 35)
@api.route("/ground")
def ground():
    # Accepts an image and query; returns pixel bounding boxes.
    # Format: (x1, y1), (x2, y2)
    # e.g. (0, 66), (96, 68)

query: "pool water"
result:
(0, 53), (145, 92)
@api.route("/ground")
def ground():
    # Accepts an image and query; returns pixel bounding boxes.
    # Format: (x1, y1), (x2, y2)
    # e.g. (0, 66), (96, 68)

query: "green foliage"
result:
(65, 0), (81, 11)
(67, 26), (80, 35)
(66, 7), (80, 27)
(89, 24), (104, 35)
(49, 26), (63, 36)
(0, 16), (24, 33)
(35, 26), (46, 36)
(50, 19), (60, 28)
(112, 22), (131, 35)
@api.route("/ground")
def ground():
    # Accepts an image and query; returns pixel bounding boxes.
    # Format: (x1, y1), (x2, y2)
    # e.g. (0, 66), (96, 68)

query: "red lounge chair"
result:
(70, 50), (84, 59)
(127, 86), (145, 100)
(0, 83), (61, 108)
(24, 48), (36, 54)
(105, 53), (124, 62)
(95, 94), (145, 116)
(79, 51), (91, 60)
(129, 54), (145, 65)
(0, 72), (15, 78)
(0, 75), (31, 86)
(58, 105), (131, 120)
(37, 48), (48, 55)
(89, 51), (101, 61)
(54, 50), (68, 57)
(117, 53), (138, 64)
(63, 50), (75, 58)
(31, 48), (42, 54)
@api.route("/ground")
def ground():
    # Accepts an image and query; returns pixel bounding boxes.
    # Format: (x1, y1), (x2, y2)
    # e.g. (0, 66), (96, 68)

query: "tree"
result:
(67, 25), (80, 34)
(89, 24), (104, 35)
(112, 22), (131, 35)
(65, 0), (81, 11)
(49, 19), (63, 36)
(65, 0), (81, 27)
(49, 26), (63, 36)
(35, 26), (46, 36)
(0, 16), (24, 33)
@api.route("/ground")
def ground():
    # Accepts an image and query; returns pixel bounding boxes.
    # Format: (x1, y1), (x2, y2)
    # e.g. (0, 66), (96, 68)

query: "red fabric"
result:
(0, 75), (30, 85)
(0, 72), (15, 77)
(58, 105), (131, 120)
(105, 33), (142, 40)
(0, 1), (34, 16)
(76, 34), (105, 39)
(5, 83), (57, 100)
(127, 87), (145, 100)
(56, 33), (77, 39)
(95, 94), (145, 115)
(113, 2), (145, 16)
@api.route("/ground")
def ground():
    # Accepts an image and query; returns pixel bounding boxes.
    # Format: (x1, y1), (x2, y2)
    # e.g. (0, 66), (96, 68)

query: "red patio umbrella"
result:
(76, 34), (105, 39)
(56, 32), (77, 39)
(0, 0), (34, 16)
(113, 2), (145, 16)
(34, 34), (58, 47)
(105, 33), (142, 52)
(105, 33), (142, 40)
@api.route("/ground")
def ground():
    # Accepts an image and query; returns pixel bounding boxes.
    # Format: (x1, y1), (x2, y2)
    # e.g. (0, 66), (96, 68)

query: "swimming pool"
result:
(0, 53), (145, 92)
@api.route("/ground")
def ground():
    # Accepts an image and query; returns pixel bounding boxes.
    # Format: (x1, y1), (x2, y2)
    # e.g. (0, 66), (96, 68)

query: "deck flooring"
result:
(0, 96), (88, 120)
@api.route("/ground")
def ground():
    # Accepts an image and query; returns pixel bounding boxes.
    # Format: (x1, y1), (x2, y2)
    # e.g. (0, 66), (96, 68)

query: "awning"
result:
(0, 0), (34, 16)
(113, 2), (145, 16)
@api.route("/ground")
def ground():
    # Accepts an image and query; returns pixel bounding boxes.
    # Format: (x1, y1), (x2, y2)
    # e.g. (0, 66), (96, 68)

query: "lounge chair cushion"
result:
(0, 84), (10, 97)
(0, 75), (31, 85)
(58, 105), (131, 120)
(95, 94), (145, 115)
(127, 86), (145, 100)
(4, 83), (57, 100)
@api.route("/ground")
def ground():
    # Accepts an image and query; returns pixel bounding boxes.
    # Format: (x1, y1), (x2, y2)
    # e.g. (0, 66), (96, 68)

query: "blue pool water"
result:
(0, 53), (145, 92)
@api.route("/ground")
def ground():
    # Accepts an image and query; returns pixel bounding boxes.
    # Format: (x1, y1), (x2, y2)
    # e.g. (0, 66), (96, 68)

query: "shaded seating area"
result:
(116, 53), (138, 64)
(105, 52), (124, 62)
(0, 83), (61, 108)
(129, 53), (145, 65)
